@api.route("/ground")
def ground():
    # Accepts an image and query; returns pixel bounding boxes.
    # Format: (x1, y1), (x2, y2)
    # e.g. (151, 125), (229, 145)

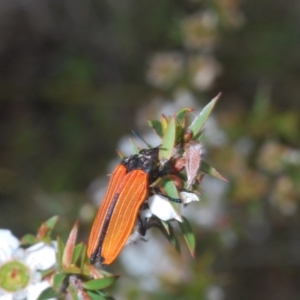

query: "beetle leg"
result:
(137, 215), (147, 236)
(152, 187), (182, 203)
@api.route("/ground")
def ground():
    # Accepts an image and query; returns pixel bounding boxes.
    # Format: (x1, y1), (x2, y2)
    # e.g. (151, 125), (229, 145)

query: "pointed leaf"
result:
(56, 236), (65, 272)
(79, 243), (87, 269)
(188, 93), (220, 138)
(53, 273), (67, 290)
(63, 221), (78, 268)
(161, 220), (170, 234)
(73, 242), (85, 265)
(37, 287), (59, 300)
(201, 161), (227, 181)
(63, 265), (82, 274)
(86, 264), (105, 279)
(159, 222), (181, 254)
(161, 178), (180, 200)
(160, 114), (169, 133)
(159, 116), (176, 160)
(83, 277), (119, 291)
(178, 216), (196, 258)
(86, 291), (106, 300)
(148, 119), (163, 137)
(146, 217), (181, 254)
(176, 107), (193, 126)
(37, 216), (59, 239)
(39, 267), (55, 279)
(44, 215), (59, 230)
(160, 179), (181, 221)
(97, 269), (114, 278)
(37, 224), (48, 240)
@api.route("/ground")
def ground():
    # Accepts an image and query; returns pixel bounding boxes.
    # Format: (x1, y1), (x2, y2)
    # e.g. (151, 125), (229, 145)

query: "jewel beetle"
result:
(87, 147), (174, 265)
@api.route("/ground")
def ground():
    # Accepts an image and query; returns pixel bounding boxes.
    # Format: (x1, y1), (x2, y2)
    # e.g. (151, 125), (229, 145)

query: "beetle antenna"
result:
(131, 130), (152, 148)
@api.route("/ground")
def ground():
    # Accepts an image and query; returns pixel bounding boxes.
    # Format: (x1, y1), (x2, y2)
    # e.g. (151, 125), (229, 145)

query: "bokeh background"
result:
(1, 0), (300, 299)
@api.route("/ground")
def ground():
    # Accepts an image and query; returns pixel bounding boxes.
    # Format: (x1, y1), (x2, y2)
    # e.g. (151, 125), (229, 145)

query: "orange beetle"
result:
(87, 147), (166, 265)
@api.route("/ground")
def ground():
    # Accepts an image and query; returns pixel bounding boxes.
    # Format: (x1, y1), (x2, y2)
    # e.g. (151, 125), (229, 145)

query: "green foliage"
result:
(144, 97), (223, 262)
(34, 218), (118, 299)
(188, 94), (220, 139)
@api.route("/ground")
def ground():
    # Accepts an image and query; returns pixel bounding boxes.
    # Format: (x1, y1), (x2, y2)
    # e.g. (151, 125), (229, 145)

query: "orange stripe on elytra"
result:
(87, 164), (127, 259)
(100, 170), (148, 264)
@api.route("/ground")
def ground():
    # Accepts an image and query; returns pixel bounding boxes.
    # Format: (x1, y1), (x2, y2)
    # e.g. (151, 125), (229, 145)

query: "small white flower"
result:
(189, 55), (222, 91)
(148, 195), (182, 222)
(182, 11), (218, 50)
(0, 230), (56, 300)
(206, 285), (225, 300)
(148, 191), (200, 222)
(25, 242), (56, 271)
(146, 52), (184, 89)
(179, 191), (200, 204)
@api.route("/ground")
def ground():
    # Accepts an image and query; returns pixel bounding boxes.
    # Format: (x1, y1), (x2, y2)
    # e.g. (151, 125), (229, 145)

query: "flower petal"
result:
(25, 243), (56, 270)
(179, 191), (200, 204)
(26, 281), (53, 300)
(13, 290), (27, 300)
(0, 229), (19, 263)
(148, 195), (182, 222)
(0, 289), (12, 299)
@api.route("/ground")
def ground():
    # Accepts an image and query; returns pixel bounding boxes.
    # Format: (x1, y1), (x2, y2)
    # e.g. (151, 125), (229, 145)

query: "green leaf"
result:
(148, 119), (163, 137)
(159, 116), (176, 160)
(37, 216), (59, 240)
(161, 178), (179, 199)
(44, 215), (59, 230)
(63, 265), (82, 274)
(37, 287), (58, 300)
(20, 234), (38, 245)
(39, 267), (55, 278)
(188, 94), (220, 138)
(176, 108), (193, 126)
(86, 290), (107, 300)
(72, 242), (84, 265)
(84, 264), (105, 279)
(159, 222), (181, 254)
(160, 179), (181, 221)
(80, 243), (87, 269)
(160, 114), (169, 133)
(56, 236), (65, 272)
(161, 220), (170, 234)
(53, 273), (67, 290)
(178, 216), (196, 258)
(83, 277), (119, 291)
(201, 161), (227, 181)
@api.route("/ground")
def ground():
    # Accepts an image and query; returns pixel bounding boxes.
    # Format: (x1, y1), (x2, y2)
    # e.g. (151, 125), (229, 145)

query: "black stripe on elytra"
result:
(90, 192), (120, 264)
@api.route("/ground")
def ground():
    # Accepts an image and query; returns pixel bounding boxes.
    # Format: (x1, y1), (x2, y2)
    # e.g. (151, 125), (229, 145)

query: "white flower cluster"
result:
(0, 230), (56, 300)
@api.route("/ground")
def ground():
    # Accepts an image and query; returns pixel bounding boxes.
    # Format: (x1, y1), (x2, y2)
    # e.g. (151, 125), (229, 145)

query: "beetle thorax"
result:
(123, 148), (159, 174)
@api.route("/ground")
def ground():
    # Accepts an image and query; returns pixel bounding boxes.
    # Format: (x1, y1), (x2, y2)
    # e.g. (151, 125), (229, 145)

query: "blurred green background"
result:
(0, 0), (300, 299)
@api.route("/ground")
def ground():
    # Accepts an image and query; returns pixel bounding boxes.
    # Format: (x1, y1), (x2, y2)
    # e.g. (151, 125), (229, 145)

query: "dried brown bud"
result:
(172, 157), (186, 173)
(168, 174), (184, 189)
(184, 141), (204, 189)
(183, 130), (193, 143)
